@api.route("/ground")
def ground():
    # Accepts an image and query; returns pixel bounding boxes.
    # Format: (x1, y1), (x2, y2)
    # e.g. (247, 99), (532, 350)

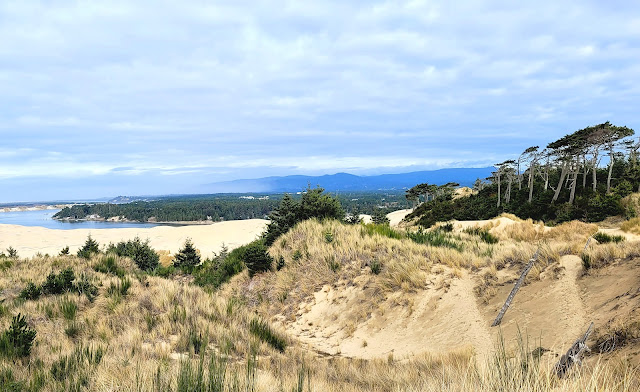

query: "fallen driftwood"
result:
(491, 247), (541, 327)
(555, 322), (594, 378)
(582, 236), (592, 253)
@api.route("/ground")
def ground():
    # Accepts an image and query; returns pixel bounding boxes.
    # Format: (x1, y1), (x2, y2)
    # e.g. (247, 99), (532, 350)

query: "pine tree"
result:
(173, 239), (201, 271)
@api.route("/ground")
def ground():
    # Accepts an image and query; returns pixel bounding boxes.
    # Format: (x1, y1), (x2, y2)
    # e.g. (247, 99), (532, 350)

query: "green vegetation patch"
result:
(0, 314), (36, 358)
(592, 232), (625, 244)
(249, 317), (286, 352)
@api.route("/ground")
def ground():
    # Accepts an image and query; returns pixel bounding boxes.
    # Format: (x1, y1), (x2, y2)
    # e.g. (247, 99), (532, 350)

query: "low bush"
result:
(0, 314), (36, 358)
(20, 269), (99, 302)
(42, 268), (76, 295)
(77, 235), (100, 259)
(108, 237), (159, 271)
(593, 232), (625, 244)
(20, 282), (42, 300)
(194, 247), (244, 290)
(173, 239), (201, 272)
(370, 259), (382, 275)
(237, 240), (272, 278)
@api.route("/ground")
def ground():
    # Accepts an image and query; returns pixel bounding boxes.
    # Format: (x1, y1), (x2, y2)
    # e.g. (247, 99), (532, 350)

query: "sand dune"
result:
(0, 219), (268, 258)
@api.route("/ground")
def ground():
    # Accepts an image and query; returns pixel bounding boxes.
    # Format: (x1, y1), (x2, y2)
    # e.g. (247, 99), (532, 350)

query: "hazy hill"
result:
(207, 167), (493, 193)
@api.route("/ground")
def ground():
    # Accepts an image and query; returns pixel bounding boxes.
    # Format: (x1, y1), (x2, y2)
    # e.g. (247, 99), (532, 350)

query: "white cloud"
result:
(0, 1), (638, 200)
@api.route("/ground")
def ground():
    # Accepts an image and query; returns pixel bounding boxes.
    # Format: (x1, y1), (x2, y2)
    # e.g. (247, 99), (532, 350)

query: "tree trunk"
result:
(607, 147), (614, 194)
(528, 160), (536, 203)
(544, 159), (550, 190)
(569, 158), (580, 205)
(517, 160), (522, 190)
(592, 153), (599, 192)
(552, 161), (569, 203)
(496, 172), (501, 208)
(582, 154), (588, 188)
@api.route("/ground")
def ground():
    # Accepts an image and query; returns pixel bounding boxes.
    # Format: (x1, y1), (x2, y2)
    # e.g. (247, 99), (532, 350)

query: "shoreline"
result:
(53, 217), (230, 226)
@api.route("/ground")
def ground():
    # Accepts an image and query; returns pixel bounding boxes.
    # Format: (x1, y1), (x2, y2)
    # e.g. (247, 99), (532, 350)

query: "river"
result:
(0, 209), (161, 230)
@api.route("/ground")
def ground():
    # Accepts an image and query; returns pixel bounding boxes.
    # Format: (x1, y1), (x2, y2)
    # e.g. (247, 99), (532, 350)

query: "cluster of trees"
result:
(264, 186), (344, 245)
(53, 195), (281, 222)
(52, 192), (409, 224)
(405, 182), (460, 208)
(409, 122), (638, 226)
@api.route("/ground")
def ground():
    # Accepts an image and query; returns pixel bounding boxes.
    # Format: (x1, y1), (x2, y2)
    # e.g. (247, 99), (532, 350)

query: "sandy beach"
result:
(0, 219), (268, 258)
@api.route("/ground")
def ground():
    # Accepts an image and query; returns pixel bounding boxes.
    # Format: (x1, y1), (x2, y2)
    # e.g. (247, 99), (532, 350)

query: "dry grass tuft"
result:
(621, 217), (640, 235)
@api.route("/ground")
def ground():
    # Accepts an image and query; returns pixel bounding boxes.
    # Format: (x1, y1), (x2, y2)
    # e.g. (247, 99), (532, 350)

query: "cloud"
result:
(0, 1), (638, 201)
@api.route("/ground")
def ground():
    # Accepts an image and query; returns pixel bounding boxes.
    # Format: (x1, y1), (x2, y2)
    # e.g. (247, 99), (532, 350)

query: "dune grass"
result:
(0, 215), (639, 390)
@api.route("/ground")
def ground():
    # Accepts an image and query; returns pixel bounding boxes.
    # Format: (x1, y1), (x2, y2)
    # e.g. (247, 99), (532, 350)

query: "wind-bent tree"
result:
(405, 187), (420, 209)
(523, 146), (540, 203)
(494, 161), (514, 207)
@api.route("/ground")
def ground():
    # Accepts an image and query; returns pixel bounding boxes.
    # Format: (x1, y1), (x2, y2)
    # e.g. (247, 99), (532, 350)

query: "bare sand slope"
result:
(387, 209), (412, 227)
(0, 219), (268, 258)
(482, 255), (590, 355)
(285, 248), (640, 364)
(287, 271), (493, 361)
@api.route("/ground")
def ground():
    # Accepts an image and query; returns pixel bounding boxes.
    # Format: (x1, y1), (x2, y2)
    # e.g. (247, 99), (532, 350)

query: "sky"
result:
(1, 1), (639, 202)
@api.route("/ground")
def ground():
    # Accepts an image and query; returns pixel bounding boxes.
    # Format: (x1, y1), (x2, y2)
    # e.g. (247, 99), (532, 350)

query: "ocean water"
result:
(0, 209), (160, 230)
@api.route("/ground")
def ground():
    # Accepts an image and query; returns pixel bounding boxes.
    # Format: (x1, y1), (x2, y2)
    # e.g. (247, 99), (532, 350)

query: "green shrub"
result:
(42, 268), (76, 295)
(0, 314), (36, 358)
(439, 222), (454, 232)
(193, 249), (244, 290)
(593, 232), (625, 244)
(249, 318), (286, 352)
(77, 235), (100, 259)
(155, 265), (176, 278)
(324, 231), (334, 243)
(370, 259), (382, 275)
(292, 250), (303, 262)
(173, 239), (201, 272)
(75, 274), (99, 302)
(59, 246), (70, 256)
(371, 209), (390, 225)
(108, 237), (159, 271)
(5, 247), (18, 259)
(237, 240), (273, 278)
(276, 256), (285, 271)
(20, 282), (42, 300)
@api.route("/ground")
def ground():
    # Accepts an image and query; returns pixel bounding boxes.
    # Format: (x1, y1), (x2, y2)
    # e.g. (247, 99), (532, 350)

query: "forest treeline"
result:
(52, 192), (409, 223)
(408, 122), (639, 226)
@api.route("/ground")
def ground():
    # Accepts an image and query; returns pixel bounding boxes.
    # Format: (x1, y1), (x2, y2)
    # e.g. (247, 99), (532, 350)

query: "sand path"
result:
(556, 255), (589, 341)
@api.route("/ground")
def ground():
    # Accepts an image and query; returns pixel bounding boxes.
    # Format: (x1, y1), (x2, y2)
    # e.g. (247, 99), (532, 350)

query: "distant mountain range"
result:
(207, 167), (493, 193)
